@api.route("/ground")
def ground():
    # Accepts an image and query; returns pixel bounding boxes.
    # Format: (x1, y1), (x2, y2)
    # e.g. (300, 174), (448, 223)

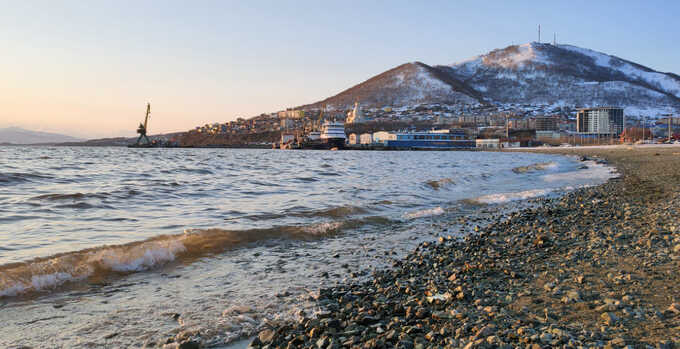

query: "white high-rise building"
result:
(346, 102), (365, 124)
(576, 107), (624, 135)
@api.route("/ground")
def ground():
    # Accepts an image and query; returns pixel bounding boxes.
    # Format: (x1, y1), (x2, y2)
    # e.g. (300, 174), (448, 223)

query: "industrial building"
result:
(535, 116), (559, 131)
(476, 139), (500, 149)
(576, 107), (624, 135)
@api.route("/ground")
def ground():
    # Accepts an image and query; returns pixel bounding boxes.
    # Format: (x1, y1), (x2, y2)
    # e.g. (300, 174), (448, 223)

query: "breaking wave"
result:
(236, 205), (370, 222)
(292, 205), (369, 218)
(512, 161), (558, 174)
(0, 217), (391, 298)
(542, 160), (619, 182)
(472, 188), (555, 204)
(403, 206), (445, 219)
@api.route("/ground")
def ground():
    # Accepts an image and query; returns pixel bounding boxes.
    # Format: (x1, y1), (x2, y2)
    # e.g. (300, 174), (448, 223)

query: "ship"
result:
(383, 129), (475, 150)
(298, 106), (346, 150)
(300, 121), (346, 150)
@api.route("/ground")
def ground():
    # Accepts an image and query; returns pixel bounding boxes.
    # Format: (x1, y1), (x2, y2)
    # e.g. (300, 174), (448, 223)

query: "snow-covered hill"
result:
(304, 42), (680, 117)
(303, 62), (482, 110)
(437, 42), (680, 116)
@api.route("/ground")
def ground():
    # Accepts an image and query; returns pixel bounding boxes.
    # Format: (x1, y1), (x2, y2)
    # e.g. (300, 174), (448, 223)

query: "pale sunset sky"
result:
(1, 0), (678, 138)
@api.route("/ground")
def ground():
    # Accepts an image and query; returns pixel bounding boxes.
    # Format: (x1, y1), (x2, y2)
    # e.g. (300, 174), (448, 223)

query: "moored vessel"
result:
(301, 121), (346, 149)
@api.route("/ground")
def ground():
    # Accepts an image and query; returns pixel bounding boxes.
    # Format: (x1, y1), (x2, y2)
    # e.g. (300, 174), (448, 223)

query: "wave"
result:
(471, 188), (555, 204)
(425, 178), (455, 190)
(512, 162), (558, 174)
(293, 177), (318, 182)
(239, 205), (369, 222)
(169, 168), (214, 175)
(403, 206), (445, 219)
(292, 205), (369, 219)
(0, 238), (186, 298)
(0, 172), (51, 186)
(0, 217), (392, 298)
(542, 160), (618, 182)
(31, 192), (108, 201)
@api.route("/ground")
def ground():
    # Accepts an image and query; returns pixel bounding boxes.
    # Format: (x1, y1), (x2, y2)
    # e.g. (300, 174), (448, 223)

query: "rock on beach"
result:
(248, 147), (680, 348)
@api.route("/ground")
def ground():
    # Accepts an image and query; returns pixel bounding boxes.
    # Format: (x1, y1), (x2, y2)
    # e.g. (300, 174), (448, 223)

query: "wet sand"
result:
(246, 146), (680, 348)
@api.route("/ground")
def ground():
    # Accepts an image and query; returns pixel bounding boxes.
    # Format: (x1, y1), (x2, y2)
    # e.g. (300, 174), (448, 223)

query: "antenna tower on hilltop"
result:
(538, 24), (541, 43)
(553, 33), (557, 45)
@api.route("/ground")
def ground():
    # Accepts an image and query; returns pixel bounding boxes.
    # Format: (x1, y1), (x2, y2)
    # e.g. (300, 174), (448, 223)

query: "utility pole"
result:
(505, 114), (509, 139)
(668, 114), (673, 143)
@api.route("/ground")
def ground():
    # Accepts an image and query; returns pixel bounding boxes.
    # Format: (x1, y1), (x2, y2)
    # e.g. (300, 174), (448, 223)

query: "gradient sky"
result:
(1, 0), (678, 138)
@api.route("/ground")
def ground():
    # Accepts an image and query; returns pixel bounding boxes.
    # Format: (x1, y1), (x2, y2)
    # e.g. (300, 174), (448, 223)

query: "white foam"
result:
(30, 272), (77, 290)
(0, 271), (90, 298)
(302, 222), (343, 235)
(0, 239), (188, 297)
(542, 160), (618, 183)
(474, 188), (554, 204)
(403, 206), (445, 219)
(92, 240), (186, 272)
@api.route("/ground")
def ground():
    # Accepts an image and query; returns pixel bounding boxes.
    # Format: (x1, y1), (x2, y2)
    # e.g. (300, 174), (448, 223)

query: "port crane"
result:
(134, 103), (152, 146)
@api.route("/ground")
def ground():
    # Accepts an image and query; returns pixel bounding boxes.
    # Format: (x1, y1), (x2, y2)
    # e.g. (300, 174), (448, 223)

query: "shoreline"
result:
(245, 147), (680, 348)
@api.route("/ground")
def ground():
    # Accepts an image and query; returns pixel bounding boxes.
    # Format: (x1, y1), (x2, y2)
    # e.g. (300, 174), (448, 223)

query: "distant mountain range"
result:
(304, 42), (680, 117)
(0, 127), (84, 145)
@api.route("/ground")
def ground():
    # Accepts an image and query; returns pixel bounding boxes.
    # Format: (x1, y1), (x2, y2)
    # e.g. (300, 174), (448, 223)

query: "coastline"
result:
(245, 147), (680, 348)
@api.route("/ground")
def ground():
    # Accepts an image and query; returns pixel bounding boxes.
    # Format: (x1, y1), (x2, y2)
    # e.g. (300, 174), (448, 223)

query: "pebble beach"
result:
(246, 147), (680, 349)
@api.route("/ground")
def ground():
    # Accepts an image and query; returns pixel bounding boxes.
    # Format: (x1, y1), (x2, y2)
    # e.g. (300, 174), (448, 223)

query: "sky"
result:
(1, 0), (679, 138)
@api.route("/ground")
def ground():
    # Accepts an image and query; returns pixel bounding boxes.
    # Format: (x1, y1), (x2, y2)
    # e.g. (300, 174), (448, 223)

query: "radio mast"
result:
(538, 24), (541, 43)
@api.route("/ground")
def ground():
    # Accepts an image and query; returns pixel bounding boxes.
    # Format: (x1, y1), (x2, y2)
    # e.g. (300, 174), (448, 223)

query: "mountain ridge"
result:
(301, 42), (680, 117)
(301, 61), (484, 110)
(0, 127), (85, 145)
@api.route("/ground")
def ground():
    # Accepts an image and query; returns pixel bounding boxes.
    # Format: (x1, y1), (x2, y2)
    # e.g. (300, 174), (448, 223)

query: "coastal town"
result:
(5, 1), (680, 348)
(176, 103), (680, 149)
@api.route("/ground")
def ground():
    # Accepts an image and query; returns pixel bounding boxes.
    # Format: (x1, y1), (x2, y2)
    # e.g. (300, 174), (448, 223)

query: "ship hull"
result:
(300, 138), (346, 150)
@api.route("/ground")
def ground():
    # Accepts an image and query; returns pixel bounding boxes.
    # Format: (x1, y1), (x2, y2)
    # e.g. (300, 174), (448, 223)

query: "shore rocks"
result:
(248, 148), (680, 348)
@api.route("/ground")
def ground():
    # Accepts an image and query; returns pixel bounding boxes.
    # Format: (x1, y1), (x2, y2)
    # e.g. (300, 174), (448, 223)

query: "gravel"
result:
(248, 147), (680, 348)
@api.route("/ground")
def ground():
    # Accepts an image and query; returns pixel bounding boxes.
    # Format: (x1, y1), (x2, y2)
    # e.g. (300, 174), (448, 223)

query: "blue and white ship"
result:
(384, 130), (475, 150)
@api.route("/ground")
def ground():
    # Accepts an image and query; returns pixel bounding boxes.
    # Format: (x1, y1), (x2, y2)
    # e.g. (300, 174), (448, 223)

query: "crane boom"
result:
(143, 103), (151, 131)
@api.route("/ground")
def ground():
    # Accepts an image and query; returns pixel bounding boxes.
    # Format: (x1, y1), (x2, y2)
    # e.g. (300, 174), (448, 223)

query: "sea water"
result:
(0, 147), (615, 348)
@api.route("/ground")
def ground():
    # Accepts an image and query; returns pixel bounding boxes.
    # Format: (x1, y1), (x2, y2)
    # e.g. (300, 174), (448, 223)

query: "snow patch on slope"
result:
(559, 45), (612, 67)
(560, 44), (680, 98)
(377, 63), (478, 106)
(415, 65), (452, 91)
(484, 43), (551, 69)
